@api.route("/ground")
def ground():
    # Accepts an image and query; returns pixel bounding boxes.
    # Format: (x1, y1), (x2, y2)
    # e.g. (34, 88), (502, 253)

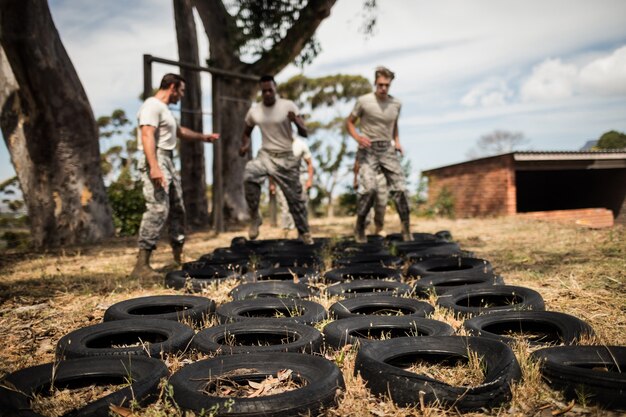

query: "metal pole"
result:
(211, 75), (224, 233)
(143, 54), (153, 100)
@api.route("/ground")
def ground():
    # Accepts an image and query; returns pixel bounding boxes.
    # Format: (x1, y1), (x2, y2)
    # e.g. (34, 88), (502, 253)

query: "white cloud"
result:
(520, 46), (626, 103)
(520, 58), (578, 102)
(579, 45), (626, 95)
(461, 79), (513, 108)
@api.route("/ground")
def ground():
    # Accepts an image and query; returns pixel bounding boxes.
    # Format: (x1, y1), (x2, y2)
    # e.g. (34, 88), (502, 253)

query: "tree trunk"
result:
(0, 1), (114, 248)
(174, 0), (210, 229)
(193, 0), (336, 228)
(213, 76), (257, 224)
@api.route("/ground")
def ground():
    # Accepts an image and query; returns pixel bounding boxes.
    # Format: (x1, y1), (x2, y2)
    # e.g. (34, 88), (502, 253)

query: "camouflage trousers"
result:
(358, 170), (388, 230)
(244, 149), (309, 235)
(276, 173), (308, 230)
(137, 150), (185, 250)
(356, 141), (410, 223)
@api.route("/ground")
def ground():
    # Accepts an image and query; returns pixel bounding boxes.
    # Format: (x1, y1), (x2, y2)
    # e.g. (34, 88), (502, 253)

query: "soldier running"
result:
(239, 75), (314, 244)
(346, 66), (412, 243)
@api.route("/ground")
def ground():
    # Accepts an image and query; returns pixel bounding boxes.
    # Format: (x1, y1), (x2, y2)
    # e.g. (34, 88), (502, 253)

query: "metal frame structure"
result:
(143, 54), (259, 233)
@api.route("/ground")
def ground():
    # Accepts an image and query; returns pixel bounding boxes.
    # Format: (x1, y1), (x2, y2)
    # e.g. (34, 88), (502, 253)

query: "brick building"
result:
(422, 151), (626, 227)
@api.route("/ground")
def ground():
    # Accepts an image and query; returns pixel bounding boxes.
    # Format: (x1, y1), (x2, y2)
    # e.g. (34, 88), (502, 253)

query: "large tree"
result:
(192, 0), (339, 228)
(174, 0), (210, 229)
(0, 2), (114, 248)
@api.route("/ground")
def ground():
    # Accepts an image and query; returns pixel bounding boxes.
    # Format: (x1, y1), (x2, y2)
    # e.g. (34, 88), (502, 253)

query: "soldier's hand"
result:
(395, 142), (403, 155)
(150, 166), (167, 188)
(239, 143), (250, 157)
(356, 135), (372, 148)
(203, 133), (220, 143)
(305, 179), (313, 189)
(287, 111), (296, 122)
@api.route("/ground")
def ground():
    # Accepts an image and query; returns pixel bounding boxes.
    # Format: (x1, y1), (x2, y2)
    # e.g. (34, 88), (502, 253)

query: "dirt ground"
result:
(0, 215), (624, 416)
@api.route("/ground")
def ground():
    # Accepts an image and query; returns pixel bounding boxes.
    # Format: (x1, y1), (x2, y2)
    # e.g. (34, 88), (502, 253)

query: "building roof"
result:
(423, 150), (626, 174)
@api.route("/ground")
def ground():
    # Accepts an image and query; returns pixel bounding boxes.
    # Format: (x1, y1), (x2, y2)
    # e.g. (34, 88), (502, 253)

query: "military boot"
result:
(249, 212), (262, 240)
(172, 244), (184, 265)
(354, 215), (367, 243)
(401, 221), (413, 242)
(130, 249), (162, 280)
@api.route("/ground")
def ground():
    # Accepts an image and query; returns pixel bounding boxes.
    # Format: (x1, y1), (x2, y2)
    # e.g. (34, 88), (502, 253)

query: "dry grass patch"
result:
(1, 216), (624, 416)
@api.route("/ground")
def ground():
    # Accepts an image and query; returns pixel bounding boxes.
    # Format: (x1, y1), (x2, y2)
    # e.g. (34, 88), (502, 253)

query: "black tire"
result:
(56, 318), (195, 359)
(169, 352), (344, 416)
(192, 320), (323, 354)
(436, 285), (545, 318)
(0, 356), (168, 417)
(464, 310), (595, 346)
(324, 265), (402, 283)
(103, 295), (215, 325)
(182, 260), (254, 273)
(216, 298), (328, 325)
(323, 316), (454, 349)
(385, 232), (439, 242)
(355, 336), (521, 411)
(434, 230), (453, 241)
(229, 281), (319, 300)
(241, 266), (321, 284)
(329, 295), (434, 319)
(165, 269), (239, 292)
(333, 254), (404, 268)
(261, 253), (323, 269)
(391, 240), (454, 256)
(413, 274), (505, 298)
(531, 345), (626, 410)
(407, 256), (494, 279)
(401, 241), (462, 258)
(325, 279), (412, 298)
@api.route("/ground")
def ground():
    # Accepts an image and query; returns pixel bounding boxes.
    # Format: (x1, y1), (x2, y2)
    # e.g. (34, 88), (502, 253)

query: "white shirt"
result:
(137, 97), (177, 151)
(245, 98), (299, 152)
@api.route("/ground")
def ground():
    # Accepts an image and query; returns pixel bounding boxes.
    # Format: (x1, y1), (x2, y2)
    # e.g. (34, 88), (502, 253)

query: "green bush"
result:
(107, 172), (145, 236)
(335, 187), (357, 216)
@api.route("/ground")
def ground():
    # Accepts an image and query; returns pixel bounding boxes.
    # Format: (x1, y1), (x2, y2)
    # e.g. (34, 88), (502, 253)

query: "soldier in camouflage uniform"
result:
(239, 75), (314, 244)
(346, 66), (412, 243)
(132, 73), (219, 280)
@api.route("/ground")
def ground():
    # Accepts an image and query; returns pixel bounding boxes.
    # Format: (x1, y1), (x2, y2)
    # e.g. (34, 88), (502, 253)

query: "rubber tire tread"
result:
(463, 310), (595, 346)
(407, 257), (493, 279)
(436, 285), (545, 318)
(216, 298), (328, 325)
(56, 318), (194, 359)
(165, 269), (239, 292)
(324, 265), (402, 283)
(329, 295), (434, 319)
(103, 295), (215, 325)
(0, 356), (168, 417)
(355, 336), (521, 411)
(241, 266), (320, 284)
(531, 345), (626, 410)
(229, 281), (319, 300)
(323, 316), (454, 349)
(169, 352), (345, 416)
(325, 279), (412, 298)
(192, 320), (323, 354)
(413, 274), (505, 297)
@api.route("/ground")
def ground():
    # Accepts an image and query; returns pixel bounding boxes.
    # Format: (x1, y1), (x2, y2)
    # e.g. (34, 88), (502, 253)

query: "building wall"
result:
(425, 155), (516, 218)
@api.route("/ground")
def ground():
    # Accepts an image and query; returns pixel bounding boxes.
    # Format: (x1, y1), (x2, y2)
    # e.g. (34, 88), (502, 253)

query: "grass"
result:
(0, 215), (624, 416)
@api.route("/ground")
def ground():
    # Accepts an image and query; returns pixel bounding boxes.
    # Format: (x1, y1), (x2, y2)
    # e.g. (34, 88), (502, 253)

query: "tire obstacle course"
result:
(2, 230), (623, 415)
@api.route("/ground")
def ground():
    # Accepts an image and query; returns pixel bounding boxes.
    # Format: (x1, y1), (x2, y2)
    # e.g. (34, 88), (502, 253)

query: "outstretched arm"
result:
(177, 126), (219, 143)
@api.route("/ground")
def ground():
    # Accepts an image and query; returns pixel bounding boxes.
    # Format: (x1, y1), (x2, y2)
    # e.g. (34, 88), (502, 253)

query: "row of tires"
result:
(2, 233), (624, 415)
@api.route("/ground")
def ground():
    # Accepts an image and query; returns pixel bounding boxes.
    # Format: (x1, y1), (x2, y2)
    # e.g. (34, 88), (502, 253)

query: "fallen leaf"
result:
(552, 400), (575, 416)
(109, 404), (134, 416)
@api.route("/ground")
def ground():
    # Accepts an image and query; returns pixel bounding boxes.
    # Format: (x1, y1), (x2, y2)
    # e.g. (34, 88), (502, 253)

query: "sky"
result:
(2, 0), (626, 189)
